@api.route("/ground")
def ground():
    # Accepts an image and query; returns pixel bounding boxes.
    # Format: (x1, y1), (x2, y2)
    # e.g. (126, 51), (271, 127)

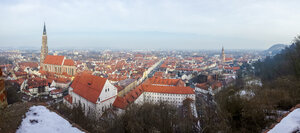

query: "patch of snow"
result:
(268, 108), (300, 133)
(238, 90), (255, 97)
(246, 79), (262, 87)
(16, 106), (83, 133)
(48, 87), (57, 91)
(237, 90), (255, 100)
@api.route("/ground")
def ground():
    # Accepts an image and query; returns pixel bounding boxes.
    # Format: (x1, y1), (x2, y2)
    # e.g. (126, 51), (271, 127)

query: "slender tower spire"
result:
(40, 22), (48, 65)
(43, 22), (47, 35)
(221, 46), (225, 64)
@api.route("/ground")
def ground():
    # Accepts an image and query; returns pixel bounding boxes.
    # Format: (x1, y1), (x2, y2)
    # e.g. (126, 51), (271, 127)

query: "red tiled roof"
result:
(63, 59), (75, 66)
(224, 66), (240, 71)
(0, 64), (12, 69)
(143, 85), (194, 94)
(112, 96), (128, 109)
(115, 85), (124, 92)
(54, 78), (71, 84)
(154, 71), (164, 77)
(225, 57), (233, 61)
(18, 62), (38, 68)
(27, 77), (47, 88)
(64, 94), (72, 104)
(71, 72), (107, 104)
(196, 83), (209, 90)
(212, 82), (222, 89)
(15, 72), (27, 77)
(145, 77), (184, 86)
(51, 88), (63, 94)
(43, 55), (64, 65)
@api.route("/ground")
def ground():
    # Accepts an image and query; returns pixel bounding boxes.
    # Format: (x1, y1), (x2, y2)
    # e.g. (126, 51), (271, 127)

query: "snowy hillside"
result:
(16, 106), (84, 133)
(268, 108), (300, 133)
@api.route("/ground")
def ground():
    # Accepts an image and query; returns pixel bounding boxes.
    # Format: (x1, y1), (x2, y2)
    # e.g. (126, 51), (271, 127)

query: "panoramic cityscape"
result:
(1, 0), (300, 133)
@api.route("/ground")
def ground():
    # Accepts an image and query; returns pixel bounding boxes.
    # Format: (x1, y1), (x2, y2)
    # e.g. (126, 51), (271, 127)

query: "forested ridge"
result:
(203, 36), (300, 133)
(255, 36), (300, 81)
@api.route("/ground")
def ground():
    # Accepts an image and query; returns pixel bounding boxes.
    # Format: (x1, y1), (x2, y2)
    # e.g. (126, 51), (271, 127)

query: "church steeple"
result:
(221, 46), (225, 64)
(43, 22), (47, 35)
(40, 22), (48, 65)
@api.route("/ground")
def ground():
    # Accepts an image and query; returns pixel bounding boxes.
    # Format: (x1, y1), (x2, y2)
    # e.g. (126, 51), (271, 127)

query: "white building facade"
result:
(133, 85), (195, 107)
(64, 73), (117, 117)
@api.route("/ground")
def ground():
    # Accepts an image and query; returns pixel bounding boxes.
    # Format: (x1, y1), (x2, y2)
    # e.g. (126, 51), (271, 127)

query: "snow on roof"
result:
(48, 87), (56, 91)
(16, 106), (83, 133)
(268, 108), (300, 133)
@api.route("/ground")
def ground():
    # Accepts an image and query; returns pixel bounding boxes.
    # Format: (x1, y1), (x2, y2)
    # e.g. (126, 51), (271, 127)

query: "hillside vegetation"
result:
(206, 36), (300, 133)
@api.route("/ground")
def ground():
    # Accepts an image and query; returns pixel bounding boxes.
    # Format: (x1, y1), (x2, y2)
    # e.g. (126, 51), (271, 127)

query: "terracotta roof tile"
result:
(63, 59), (75, 66)
(71, 72), (107, 104)
(113, 96), (128, 109)
(43, 55), (64, 65)
(145, 77), (184, 87)
(18, 62), (39, 68)
(143, 85), (194, 94)
(64, 94), (72, 104)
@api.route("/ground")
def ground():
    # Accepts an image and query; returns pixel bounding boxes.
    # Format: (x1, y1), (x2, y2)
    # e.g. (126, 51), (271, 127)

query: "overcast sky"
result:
(0, 0), (300, 50)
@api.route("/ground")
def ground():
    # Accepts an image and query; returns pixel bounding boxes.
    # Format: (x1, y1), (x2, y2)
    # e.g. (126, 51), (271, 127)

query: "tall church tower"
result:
(40, 22), (48, 65)
(221, 46), (225, 64)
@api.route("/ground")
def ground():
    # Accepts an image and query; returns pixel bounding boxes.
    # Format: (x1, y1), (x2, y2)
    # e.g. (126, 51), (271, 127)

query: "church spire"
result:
(43, 22), (46, 35)
(221, 46), (225, 64)
(40, 22), (48, 65)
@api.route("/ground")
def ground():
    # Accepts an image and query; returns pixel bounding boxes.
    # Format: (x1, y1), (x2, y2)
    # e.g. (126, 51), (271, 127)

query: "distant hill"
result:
(264, 44), (288, 56)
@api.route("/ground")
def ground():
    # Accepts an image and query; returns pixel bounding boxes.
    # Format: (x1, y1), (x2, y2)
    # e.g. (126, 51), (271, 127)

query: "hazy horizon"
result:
(1, 0), (299, 49)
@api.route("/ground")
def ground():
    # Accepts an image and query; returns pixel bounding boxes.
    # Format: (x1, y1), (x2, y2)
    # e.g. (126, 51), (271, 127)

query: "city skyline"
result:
(1, 0), (300, 49)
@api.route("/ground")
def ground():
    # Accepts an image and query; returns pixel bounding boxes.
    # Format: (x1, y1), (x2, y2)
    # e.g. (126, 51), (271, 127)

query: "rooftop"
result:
(71, 72), (107, 104)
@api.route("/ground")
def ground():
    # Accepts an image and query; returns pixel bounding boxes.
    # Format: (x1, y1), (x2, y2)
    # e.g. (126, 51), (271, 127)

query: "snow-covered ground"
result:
(268, 108), (300, 133)
(16, 106), (84, 133)
(246, 79), (262, 87)
(237, 90), (255, 100)
(239, 90), (255, 97)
